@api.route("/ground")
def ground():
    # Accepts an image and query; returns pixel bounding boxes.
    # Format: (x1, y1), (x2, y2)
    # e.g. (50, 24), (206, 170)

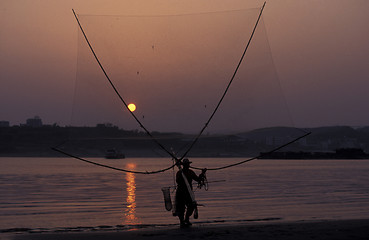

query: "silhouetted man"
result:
(175, 158), (206, 227)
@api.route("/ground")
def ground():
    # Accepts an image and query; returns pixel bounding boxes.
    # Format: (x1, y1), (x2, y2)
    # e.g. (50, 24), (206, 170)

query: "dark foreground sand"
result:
(9, 219), (369, 240)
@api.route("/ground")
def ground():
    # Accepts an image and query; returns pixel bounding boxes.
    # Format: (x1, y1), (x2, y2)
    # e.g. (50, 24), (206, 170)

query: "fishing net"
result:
(61, 8), (307, 160)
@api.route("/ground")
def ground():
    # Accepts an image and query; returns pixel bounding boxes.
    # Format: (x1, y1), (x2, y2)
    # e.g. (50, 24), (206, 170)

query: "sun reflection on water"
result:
(124, 163), (140, 224)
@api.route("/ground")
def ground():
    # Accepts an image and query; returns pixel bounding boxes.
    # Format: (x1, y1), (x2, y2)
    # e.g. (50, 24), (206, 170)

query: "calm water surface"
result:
(1, 157), (369, 231)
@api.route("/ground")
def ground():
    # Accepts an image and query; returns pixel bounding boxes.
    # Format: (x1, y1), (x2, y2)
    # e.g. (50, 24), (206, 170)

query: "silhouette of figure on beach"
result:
(175, 158), (206, 227)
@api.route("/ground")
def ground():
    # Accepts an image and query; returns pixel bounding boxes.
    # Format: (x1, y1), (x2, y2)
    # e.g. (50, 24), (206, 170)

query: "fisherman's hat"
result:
(182, 158), (192, 165)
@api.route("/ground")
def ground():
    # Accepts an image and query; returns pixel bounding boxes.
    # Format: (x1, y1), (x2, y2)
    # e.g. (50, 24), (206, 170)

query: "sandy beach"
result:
(5, 219), (368, 240)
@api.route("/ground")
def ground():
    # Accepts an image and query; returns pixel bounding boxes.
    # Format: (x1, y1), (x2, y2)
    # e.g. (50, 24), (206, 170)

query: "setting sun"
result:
(128, 103), (136, 112)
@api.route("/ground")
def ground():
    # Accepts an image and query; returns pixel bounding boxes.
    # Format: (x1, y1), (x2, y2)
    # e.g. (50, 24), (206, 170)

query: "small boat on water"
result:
(105, 149), (125, 159)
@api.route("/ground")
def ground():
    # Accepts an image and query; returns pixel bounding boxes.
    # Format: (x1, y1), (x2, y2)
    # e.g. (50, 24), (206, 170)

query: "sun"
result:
(128, 103), (136, 112)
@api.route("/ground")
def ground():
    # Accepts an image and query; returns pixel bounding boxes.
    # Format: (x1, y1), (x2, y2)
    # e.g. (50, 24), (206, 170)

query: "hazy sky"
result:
(1, 0), (369, 130)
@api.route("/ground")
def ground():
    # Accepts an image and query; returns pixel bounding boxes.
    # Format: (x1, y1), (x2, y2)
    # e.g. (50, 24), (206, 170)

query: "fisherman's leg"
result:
(178, 212), (185, 224)
(175, 191), (186, 225)
(184, 200), (195, 225)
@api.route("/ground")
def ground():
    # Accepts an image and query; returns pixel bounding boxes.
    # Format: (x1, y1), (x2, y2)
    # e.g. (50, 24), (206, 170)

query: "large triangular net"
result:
(59, 8), (307, 162)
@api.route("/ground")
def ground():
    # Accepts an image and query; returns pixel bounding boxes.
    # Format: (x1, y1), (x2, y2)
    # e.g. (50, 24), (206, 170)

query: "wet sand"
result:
(7, 219), (369, 240)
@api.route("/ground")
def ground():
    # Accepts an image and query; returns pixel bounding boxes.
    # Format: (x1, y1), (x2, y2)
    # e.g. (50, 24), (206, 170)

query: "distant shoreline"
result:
(259, 148), (369, 160)
(3, 125), (369, 159)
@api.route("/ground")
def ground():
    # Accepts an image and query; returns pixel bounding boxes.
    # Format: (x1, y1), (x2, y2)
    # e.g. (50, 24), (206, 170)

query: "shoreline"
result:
(5, 219), (369, 240)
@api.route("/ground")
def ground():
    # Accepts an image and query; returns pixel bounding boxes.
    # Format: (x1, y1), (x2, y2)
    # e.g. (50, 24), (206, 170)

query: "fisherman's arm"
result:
(191, 168), (207, 182)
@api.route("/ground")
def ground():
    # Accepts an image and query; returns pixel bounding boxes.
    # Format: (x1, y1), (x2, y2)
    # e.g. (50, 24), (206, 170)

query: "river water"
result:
(1, 157), (369, 232)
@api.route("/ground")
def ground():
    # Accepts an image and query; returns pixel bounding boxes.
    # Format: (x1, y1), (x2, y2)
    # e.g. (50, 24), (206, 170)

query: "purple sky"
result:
(1, 0), (369, 131)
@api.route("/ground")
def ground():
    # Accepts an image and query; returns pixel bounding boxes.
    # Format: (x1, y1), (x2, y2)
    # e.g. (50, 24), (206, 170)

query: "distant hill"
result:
(237, 126), (302, 140)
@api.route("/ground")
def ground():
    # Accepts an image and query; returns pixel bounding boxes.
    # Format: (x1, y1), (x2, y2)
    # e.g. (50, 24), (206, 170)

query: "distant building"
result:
(0, 121), (10, 127)
(26, 116), (43, 127)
